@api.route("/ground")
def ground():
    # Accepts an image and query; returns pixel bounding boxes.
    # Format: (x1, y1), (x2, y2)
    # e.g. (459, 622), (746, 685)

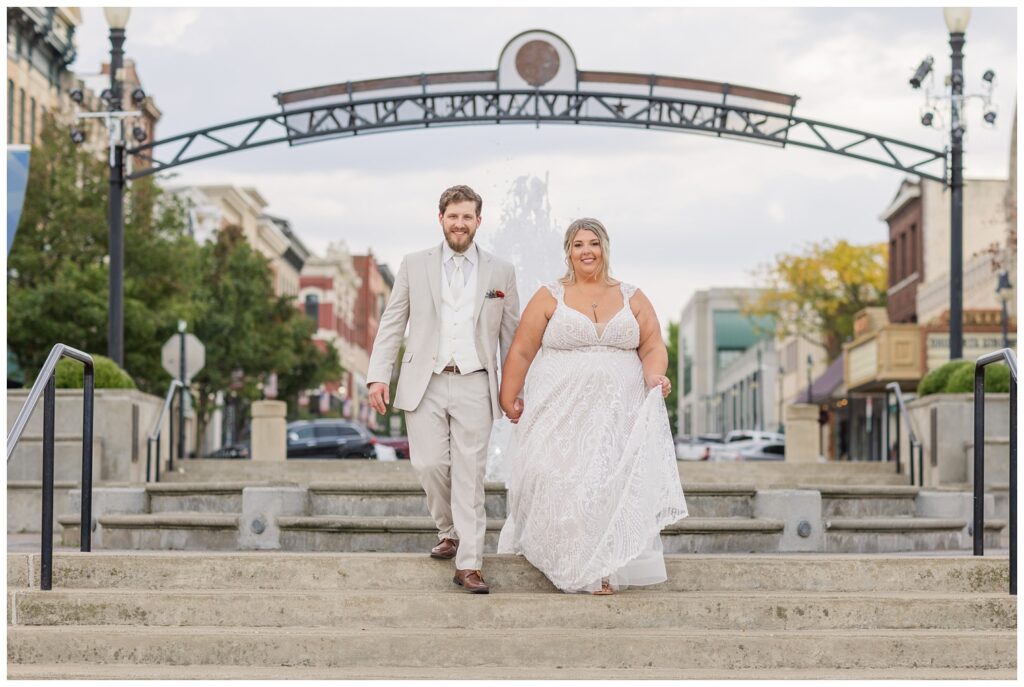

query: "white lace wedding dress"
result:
(496, 280), (688, 593)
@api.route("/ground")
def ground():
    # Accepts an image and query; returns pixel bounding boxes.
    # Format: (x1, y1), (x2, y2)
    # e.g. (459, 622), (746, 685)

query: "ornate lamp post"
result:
(104, 7), (130, 367)
(911, 8), (998, 360)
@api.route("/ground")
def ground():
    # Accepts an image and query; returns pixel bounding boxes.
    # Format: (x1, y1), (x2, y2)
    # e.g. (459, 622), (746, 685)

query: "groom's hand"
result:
(368, 382), (390, 415)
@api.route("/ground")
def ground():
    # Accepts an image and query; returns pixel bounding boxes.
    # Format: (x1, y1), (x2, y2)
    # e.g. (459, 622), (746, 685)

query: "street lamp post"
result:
(805, 354), (813, 404)
(104, 7), (131, 367)
(945, 7), (970, 360)
(997, 270), (1013, 348)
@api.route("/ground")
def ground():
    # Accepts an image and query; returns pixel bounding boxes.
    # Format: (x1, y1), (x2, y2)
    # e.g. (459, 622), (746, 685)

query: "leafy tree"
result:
(742, 239), (888, 362)
(190, 225), (341, 449)
(665, 321), (679, 436)
(8, 115), (198, 390)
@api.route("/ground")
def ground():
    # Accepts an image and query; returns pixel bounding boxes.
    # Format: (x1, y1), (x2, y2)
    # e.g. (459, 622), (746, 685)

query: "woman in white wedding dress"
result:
(496, 218), (688, 595)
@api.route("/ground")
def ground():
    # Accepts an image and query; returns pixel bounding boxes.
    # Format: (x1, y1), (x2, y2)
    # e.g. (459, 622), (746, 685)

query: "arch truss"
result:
(126, 30), (946, 183)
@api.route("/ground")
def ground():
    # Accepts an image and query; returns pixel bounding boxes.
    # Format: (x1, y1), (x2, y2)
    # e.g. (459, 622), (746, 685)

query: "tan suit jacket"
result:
(366, 242), (520, 421)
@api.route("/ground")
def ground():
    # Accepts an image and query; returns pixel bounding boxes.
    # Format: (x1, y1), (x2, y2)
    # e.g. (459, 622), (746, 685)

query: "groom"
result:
(367, 185), (520, 594)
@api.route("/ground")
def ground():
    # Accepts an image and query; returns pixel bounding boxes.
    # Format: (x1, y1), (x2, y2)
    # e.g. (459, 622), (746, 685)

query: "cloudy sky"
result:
(71, 6), (1017, 327)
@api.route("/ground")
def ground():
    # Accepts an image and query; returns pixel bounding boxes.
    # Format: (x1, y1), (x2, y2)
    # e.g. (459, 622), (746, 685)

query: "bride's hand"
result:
(646, 375), (671, 398)
(504, 397), (525, 424)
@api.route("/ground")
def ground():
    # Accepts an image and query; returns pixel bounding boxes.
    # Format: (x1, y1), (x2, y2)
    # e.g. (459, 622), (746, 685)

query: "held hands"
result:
(502, 397), (525, 424)
(368, 382), (390, 415)
(646, 374), (672, 399)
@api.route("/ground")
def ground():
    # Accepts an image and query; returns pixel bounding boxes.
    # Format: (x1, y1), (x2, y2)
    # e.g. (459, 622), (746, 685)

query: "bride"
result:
(496, 217), (688, 595)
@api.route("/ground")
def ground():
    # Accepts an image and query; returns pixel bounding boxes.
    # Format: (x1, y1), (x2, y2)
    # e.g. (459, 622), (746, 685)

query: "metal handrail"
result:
(885, 382), (924, 486)
(972, 347), (1017, 596)
(5, 343), (95, 591)
(145, 379), (183, 483)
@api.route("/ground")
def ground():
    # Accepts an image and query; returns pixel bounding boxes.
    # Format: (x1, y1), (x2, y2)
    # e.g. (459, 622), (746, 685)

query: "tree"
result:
(742, 239), (888, 362)
(190, 225), (340, 449)
(665, 321), (680, 437)
(8, 115), (198, 391)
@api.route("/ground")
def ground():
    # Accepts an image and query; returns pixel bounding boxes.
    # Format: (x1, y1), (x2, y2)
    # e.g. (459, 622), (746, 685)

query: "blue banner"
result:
(7, 145), (31, 254)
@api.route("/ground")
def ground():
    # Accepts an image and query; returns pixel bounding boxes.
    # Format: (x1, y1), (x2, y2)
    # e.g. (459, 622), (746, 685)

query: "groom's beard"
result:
(444, 227), (476, 253)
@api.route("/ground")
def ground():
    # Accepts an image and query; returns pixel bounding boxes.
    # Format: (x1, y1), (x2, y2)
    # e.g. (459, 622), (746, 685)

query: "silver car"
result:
(710, 439), (785, 462)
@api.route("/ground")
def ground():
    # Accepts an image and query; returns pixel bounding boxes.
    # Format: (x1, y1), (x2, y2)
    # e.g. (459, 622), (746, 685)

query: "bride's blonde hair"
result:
(561, 217), (613, 285)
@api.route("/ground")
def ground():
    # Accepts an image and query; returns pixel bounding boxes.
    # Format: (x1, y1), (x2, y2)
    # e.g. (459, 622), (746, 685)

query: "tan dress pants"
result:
(404, 370), (491, 570)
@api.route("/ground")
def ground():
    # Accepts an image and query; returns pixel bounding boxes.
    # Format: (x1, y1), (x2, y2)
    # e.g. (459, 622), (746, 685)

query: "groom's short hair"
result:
(439, 185), (483, 216)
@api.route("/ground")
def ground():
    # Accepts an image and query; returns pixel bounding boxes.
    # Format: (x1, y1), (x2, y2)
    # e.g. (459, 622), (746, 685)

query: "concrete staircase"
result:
(57, 479), (1005, 554)
(6, 551), (1015, 678)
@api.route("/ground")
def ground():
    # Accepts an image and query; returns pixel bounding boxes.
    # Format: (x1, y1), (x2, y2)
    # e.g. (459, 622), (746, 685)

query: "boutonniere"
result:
(485, 289), (505, 299)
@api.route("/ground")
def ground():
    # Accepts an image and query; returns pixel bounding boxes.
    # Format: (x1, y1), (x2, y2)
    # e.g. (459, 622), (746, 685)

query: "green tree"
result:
(665, 321), (679, 437)
(190, 225), (341, 449)
(742, 239), (888, 362)
(8, 115), (198, 391)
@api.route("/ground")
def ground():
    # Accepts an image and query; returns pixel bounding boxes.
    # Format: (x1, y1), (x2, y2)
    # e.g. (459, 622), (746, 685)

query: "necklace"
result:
(590, 302), (599, 322)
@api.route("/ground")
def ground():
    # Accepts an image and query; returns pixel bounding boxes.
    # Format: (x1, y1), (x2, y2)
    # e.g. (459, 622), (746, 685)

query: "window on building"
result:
(889, 238), (897, 281)
(909, 223), (917, 275)
(7, 80), (13, 143)
(29, 97), (35, 145)
(18, 88), (25, 144)
(304, 294), (319, 324)
(902, 231), (910, 279)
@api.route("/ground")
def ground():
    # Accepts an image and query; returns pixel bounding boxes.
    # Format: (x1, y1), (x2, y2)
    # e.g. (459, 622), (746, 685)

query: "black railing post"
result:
(895, 400), (903, 479)
(917, 444), (925, 487)
(80, 362), (94, 552)
(145, 439), (152, 482)
(40, 374), (56, 591)
(973, 365), (985, 556)
(1010, 378), (1017, 595)
(168, 394), (175, 474)
(155, 435), (162, 483)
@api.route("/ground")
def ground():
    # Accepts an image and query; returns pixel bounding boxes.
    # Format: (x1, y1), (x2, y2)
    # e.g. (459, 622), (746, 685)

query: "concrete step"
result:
(825, 517), (1006, 553)
(165, 457), (909, 486)
(147, 482), (259, 514)
(9, 588), (1015, 631)
(276, 515), (785, 554)
(59, 513), (240, 551)
(308, 482), (757, 519)
(6, 663), (1017, 680)
(7, 625), (1015, 670)
(818, 485), (919, 517)
(8, 552), (1011, 594)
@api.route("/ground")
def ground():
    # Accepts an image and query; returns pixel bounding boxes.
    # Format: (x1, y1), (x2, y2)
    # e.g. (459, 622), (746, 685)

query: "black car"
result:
(286, 419), (377, 459)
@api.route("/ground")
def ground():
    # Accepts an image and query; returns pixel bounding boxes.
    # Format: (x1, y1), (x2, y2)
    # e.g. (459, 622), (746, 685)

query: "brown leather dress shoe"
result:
(430, 538), (459, 560)
(453, 569), (490, 594)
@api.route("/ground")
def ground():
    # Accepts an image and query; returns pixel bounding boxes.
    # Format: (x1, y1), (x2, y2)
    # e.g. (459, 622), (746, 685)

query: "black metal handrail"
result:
(972, 347), (1017, 596)
(145, 379), (184, 483)
(6, 344), (95, 591)
(884, 382), (924, 486)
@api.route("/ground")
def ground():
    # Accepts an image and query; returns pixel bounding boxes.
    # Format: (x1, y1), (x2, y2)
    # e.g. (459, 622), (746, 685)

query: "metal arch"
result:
(126, 88), (947, 182)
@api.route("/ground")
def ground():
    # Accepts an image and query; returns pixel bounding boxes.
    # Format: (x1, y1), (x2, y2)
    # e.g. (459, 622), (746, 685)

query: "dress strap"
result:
(543, 280), (565, 301)
(619, 281), (638, 300)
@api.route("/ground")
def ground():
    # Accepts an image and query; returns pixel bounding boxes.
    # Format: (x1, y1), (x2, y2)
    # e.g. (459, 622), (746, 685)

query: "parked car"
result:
(675, 433), (724, 461)
(286, 419), (377, 459)
(373, 443), (398, 462)
(710, 440), (786, 462)
(723, 430), (785, 444)
(374, 434), (410, 460)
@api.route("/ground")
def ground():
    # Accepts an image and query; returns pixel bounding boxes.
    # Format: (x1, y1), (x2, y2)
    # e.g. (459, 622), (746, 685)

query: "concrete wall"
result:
(7, 388), (164, 533)
(905, 393), (1010, 487)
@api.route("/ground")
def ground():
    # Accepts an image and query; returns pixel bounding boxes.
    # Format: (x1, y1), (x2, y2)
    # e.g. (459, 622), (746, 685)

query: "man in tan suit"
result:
(367, 185), (520, 594)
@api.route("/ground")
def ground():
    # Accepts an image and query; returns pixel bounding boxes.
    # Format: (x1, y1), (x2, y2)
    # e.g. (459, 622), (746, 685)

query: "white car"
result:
(723, 430), (785, 444)
(710, 439), (786, 462)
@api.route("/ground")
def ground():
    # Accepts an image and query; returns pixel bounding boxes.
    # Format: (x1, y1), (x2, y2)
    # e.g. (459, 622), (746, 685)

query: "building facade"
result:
(6, 7), (80, 146)
(298, 242), (367, 424)
(678, 287), (775, 437)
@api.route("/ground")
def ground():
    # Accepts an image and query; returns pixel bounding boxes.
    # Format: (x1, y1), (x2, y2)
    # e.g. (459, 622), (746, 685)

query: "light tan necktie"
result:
(451, 255), (466, 300)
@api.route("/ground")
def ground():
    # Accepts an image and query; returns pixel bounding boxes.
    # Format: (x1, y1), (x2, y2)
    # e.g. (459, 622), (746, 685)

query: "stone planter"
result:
(7, 388), (164, 533)
(905, 393), (1010, 488)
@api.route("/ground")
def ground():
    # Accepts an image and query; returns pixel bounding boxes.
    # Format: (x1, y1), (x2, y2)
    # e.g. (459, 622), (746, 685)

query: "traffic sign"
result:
(162, 333), (206, 382)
